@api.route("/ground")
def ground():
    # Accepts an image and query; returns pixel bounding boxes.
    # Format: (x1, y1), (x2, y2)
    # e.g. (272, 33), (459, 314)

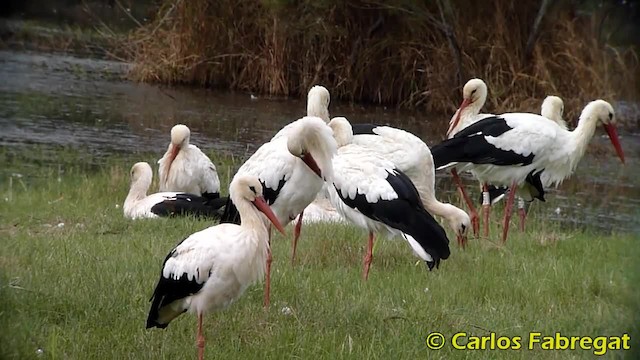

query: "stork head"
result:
(230, 175), (286, 234)
(442, 204), (470, 247)
(287, 116), (337, 181)
(130, 162), (153, 190)
(447, 78), (488, 137)
(307, 85), (331, 122)
(328, 116), (353, 147)
(584, 100), (624, 164)
(541, 95), (565, 126)
(170, 124), (191, 148)
(165, 124), (191, 175)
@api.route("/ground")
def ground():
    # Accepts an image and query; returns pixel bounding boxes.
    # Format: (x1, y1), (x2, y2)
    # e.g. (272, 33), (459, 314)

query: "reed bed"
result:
(127, 0), (639, 122)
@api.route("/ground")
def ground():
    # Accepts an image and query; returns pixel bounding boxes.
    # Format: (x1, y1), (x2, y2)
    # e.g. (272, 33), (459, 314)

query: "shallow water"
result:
(1, 50), (638, 233)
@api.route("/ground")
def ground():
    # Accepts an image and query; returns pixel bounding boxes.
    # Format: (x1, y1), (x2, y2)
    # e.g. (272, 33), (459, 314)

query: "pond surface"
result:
(0, 50), (638, 233)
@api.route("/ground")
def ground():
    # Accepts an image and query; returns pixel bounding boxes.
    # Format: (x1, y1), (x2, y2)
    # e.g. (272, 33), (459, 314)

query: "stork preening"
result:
(432, 99), (625, 243)
(444, 79), (494, 236)
(158, 124), (221, 199)
(327, 117), (450, 279)
(124, 162), (225, 220)
(220, 116), (337, 306)
(146, 176), (285, 360)
(296, 85), (469, 249)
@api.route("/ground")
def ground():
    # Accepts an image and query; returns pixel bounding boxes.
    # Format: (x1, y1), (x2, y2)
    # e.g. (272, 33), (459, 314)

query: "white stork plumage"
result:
(219, 116), (337, 306)
(484, 94), (569, 231)
(295, 85), (469, 249)
(326, 117), (450, 279)
(158, 124), (221, 199)
(432, 99), (625, 243)
(146, 175), (285, 360)
(124, 162), (225, 220)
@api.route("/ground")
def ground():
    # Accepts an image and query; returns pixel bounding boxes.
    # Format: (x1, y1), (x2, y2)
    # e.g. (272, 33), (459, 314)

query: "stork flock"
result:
(126, 80), (625, 360)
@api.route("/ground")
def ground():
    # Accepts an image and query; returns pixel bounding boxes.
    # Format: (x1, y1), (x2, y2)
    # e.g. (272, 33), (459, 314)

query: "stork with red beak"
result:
(432, 99), (625, 243)
(219, 116), (337, 307)
(158, 124), (221, 199)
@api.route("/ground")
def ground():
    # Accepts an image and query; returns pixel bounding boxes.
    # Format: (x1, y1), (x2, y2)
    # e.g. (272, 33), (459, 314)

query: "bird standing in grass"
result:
(146, 175), (286, 360)
(432, 99), (625, 243)
(158, 124), (221, 199)
(326, 117), (450, 279)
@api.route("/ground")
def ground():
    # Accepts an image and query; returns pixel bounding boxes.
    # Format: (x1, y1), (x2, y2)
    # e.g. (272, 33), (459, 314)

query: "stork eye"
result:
(608, 112), (613, 121)
(461, 224), (467, 232)
(471, 89), (477, 95)
(249, 186), (256, 194)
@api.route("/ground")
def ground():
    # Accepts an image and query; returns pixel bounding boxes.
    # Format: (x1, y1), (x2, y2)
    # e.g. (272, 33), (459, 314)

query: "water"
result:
(1, 50), (638, 233)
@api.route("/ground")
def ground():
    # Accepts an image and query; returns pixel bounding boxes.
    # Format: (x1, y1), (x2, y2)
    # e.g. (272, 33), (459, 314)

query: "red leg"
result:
(482, 183), (490, 237)
(197, 313), (205, 360)
(291, 210), (303, 265)
(501, 181), (518, 243)
(362, 232), (375, 280)
(517, 197), (526, 232)
(264, 226), (272, 309)
(452, 169), (478, 239)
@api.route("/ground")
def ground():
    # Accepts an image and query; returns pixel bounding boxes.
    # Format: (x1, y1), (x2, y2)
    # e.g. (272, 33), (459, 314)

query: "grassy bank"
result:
(127, 0), (639, 120)
(1, 146), (638, 359)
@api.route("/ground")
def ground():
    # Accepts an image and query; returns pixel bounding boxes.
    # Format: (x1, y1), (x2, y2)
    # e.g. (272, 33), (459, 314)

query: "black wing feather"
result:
(432, 116), (535, 168)
(150, 193), (226, 219)
(336, 169), (450, 269)
(146, 243), (206, 329)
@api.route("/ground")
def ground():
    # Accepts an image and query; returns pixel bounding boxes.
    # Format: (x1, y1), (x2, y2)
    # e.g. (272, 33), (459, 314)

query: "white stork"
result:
(295, 85), (469, 251)
(146, 175), (285, 360)
(483, 94), (569, 231)
(326, 117), (450, 279)
(124, 162), (225, 220)
(219, 116), (337, 306)
(432, 99), (625, 243)
(158, 124), (221, 199)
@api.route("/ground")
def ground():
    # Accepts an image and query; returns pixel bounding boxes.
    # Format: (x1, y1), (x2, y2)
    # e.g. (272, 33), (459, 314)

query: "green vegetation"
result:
(1, 146), (638, 359)
(128, 0), (639, 120)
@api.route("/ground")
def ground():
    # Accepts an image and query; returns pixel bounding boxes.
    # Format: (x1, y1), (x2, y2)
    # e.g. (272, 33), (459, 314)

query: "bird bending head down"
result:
(447, 78), (488, 137)
(328, 117), (353, 147)
(540, 95), (568, 131)
(286, 116), (337, 181)
(164, 124), (191, 175)
(307, 85), (331, 122)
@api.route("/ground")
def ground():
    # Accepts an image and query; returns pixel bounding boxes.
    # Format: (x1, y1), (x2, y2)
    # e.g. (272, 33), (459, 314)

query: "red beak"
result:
(603, 124), (625, 164)
(301, 152), (322, 178)
(253, 196), (286, 235)
(165, 144), (180, 174)
(446, 98), (471, 138)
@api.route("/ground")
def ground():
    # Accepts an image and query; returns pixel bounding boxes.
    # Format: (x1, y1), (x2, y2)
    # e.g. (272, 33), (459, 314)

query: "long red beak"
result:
(165, 144), (180, 174)
(446, 98), (471, 137)
(301, 152), (322, 178)
(253, 196), (286, 235)
(603, 124), (625, 164)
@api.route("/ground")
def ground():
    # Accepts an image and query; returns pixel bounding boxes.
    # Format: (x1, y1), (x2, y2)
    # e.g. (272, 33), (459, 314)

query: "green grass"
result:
(1, 147), (638, 359)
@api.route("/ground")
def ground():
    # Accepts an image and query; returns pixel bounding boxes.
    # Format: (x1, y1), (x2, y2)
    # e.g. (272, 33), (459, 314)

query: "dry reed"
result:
(126, 0), (639, 122)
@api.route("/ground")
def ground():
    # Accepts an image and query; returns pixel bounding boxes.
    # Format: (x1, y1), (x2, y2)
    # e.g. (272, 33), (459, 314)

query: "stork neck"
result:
(235, 199), (271, 235)
(307, 101), (330, 123)
(569, 113), (599, 164)
(125, 178), (150, 204)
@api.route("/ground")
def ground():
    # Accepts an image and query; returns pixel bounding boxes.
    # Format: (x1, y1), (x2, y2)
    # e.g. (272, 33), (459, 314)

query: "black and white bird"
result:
(482, 95), (570, 230)
(326, 117), (450, 279)
(158, 124), (221, 199)
(220, 116), (337, 306)
(432, 99), (625, 243)
(296, 85), (470, 248)
(146, 176), (285, 360)
(124, 162), (226, 220)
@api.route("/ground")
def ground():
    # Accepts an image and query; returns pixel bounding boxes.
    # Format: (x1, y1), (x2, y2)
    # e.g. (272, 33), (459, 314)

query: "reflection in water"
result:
(0, 50), (638, 233)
